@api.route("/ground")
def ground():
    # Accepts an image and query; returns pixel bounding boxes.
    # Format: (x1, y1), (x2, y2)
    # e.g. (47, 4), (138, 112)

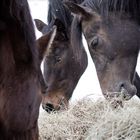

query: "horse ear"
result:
(37, 26), (57, 62)
(64, 1), (91, 20)
(34, 19), (47, 33)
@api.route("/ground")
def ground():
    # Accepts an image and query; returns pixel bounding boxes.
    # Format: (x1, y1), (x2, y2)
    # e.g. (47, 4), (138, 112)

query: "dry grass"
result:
(38, 96), (140, 140)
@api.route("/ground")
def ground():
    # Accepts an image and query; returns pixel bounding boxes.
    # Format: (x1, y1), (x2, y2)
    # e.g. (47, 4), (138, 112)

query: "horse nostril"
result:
(120, 83), (124, 89)
(42, 103), (54, 113)
(119, 82), (136, 100)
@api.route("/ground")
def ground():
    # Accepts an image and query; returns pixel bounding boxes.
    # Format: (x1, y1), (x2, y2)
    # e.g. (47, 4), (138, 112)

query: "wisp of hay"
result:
(39, 96), (140, 140)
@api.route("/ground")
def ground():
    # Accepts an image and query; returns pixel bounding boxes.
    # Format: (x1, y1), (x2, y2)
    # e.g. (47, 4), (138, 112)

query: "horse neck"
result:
(0, 26), (37, 77)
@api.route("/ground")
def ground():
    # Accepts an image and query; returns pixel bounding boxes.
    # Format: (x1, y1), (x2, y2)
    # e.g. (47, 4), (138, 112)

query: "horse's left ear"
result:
(34, 19), (47, 33)
(64, 1), (91, 20)
(37, 26), (57, 62)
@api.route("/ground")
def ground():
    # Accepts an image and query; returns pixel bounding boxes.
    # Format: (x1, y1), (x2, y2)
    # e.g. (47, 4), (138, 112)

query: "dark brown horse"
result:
(65, 0), (140, 104)
(0, 0), (56, 139)
(34, 0), (87, 112)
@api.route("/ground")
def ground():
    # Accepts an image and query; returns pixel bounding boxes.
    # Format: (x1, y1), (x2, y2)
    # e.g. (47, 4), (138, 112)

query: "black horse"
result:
(65, 0), (140, 104)
(34, 0), (87, 112)
(0, 0), (56, 139)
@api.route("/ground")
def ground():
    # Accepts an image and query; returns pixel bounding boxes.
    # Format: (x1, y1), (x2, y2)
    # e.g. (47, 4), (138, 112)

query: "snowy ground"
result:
(28, 0), (140, 102)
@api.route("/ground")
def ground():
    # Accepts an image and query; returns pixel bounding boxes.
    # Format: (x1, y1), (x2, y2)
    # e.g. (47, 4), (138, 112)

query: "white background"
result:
(28, 0), (140, 102)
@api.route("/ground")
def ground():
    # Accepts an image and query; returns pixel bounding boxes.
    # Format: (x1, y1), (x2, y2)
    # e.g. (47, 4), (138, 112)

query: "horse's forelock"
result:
(82, 0), (140, 22)
(48, 0), (72, 30)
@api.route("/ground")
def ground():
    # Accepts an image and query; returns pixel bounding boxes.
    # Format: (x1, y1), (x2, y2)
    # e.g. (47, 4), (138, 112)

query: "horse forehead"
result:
(107, 19), (140, 43)
(84, 16), (140, 42)
(107, 23), (140, 52)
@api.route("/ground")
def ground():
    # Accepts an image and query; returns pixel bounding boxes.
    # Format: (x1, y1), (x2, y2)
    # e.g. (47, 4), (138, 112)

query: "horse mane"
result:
(48, 0), (86, 60)
(0, 0), (38, 69)
(69, 0), (84, 4)
(48, 0), (72, 29)
(82, 0), (140, 22)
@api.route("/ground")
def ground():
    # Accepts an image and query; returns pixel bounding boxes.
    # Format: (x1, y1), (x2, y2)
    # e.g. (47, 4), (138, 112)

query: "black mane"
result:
(82, 0), (140, 22)
(69, 0), (84, 4)
(48, 0), (72, 29)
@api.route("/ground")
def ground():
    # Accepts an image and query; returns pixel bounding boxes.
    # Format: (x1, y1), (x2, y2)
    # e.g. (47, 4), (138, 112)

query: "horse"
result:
(65, 0), (140, 104)
(0, 0), (56, 139)
(34, 0), (88, 112)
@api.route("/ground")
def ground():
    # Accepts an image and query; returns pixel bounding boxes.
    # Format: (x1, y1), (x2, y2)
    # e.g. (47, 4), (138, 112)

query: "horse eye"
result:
(90, 36), (99, 48)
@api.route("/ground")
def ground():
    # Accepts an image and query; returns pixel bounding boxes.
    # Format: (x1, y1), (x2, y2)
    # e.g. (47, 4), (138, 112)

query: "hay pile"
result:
(39, 97), (140, 140)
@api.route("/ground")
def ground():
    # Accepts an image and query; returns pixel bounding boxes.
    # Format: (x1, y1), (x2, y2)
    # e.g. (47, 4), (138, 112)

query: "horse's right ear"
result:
(64, 1), (91, 20)
(34, 19), (47, 33)
(37, 26), (57, 62)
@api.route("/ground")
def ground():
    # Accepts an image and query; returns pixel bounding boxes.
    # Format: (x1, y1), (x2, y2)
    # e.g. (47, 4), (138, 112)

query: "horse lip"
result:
(104, 87), (134, 101)
(58, 97), (68, 110)
(104, 85), (136, 108)
(120, 87), (134, 101)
